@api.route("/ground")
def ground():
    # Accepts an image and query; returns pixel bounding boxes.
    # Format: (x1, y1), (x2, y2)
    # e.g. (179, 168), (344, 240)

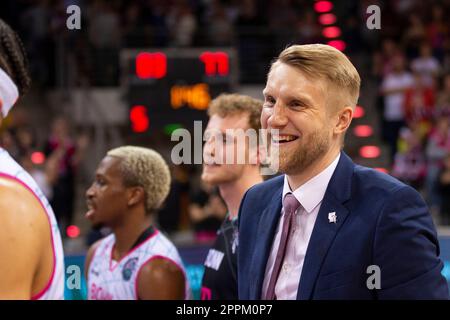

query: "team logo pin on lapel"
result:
(328, 212), (337, 224)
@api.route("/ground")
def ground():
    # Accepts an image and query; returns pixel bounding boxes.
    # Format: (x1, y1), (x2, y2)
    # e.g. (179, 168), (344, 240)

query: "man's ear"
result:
(127, 186), (145, 207)
(334, 106), (353, 135)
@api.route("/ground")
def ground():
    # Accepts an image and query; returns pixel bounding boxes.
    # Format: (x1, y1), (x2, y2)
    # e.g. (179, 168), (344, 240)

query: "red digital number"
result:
(130, 105), (149, 132)
(199, 51), (229, 76)
(136, 52), (167, 79)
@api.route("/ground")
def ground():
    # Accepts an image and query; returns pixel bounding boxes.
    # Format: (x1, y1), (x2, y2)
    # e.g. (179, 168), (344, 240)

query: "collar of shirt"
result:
(282, 153), (341, 214)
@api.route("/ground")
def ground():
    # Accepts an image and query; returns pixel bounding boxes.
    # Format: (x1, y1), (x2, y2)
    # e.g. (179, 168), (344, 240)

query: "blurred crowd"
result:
(1, 0), (450, 245)
(1, 0), (382, 85)
(371, 2), (450, 225)
(0, 115), (89, 235)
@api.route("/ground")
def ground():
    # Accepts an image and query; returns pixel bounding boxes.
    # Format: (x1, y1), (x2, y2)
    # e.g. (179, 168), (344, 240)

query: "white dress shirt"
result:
(262, 153), (340, 299)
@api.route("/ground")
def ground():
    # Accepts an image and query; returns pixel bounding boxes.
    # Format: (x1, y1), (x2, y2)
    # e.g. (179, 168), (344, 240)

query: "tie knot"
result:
(283, 193), (300, 216)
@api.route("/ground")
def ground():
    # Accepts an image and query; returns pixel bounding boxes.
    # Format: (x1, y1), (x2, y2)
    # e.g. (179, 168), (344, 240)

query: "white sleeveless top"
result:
(88, 230), (191, 300)
(0, 148), (65, 300)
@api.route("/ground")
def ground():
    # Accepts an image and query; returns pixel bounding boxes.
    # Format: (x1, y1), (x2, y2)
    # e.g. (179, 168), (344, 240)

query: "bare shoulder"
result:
(0, 177), (49, 234)
(137, 257), (186, 300)
(0, 177), (48, 296)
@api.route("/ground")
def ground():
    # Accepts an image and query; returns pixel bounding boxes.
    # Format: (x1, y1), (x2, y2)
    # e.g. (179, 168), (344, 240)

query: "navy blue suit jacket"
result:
(238, 152), (449, 299)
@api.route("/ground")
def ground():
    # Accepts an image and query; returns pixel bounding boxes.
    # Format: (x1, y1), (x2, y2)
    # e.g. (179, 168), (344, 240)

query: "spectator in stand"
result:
(206, 0), (234, 46)
(0, 128), (19, 159)
(438, 153), (450, 225)
(403, 13), (426, 59)
(443, 37), (450, 74)
(19, 151), (56, 200)
(15, 126), (36, 158)
(437, 73), (450, 112)
(411, 43), (440, 88)
(157, 164), (190, 234)
(87, 0), (121, 86)
(425, 114), (450, 214)
(189, 180), (227, 243)
(426, 4), (448, 61)
(167, 2), (197, 47)
(44, 117), (77, 235)
(404, 71), (435, 132)
(380, 54), (414, 159)
(295, 10), (320, 45)
(392, 125), (427, 190)
(373, 39), (401, 80)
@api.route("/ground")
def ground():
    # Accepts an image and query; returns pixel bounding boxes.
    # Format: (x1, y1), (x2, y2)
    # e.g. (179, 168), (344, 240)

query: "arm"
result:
(136, 258), (186, 300)
(374, 185), (449, 299)
(0, 178), (48, 299)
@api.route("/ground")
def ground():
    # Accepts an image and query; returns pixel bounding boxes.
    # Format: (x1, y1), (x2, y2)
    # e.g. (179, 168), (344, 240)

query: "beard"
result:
(273, 129), (331, 175)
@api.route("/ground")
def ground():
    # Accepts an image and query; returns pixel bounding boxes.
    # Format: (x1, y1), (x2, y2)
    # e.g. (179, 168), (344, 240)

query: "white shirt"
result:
(411, 57), (440, 87)
(88, 232), (191, 300)
(262, 153), (340, 300)
(381, 72), (414, 121)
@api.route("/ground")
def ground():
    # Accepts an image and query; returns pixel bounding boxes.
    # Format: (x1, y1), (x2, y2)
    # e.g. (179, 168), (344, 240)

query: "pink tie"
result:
(265, 193), (300, 300)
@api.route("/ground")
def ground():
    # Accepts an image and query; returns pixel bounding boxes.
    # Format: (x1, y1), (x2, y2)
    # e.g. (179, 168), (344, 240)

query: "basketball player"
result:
(85, 146), (190, 300)
(200, 94), (264, 300)
(0, 19), (65, 299)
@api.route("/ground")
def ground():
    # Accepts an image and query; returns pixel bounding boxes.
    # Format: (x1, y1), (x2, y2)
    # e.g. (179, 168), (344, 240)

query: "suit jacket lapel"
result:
(249, 184), (283, 299)
(296, 194), (349, 299)
(297, 152), (354, 299)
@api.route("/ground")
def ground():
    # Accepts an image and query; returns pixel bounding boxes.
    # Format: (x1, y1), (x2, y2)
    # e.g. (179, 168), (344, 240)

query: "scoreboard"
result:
(121, 48), (238, 134)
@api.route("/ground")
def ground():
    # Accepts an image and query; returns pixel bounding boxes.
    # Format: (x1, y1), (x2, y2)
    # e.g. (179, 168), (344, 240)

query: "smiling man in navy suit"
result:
(237, 44), (449, 300)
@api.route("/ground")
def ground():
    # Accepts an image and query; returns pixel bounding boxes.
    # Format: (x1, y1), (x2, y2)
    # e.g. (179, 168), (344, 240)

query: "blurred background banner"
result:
(1, 0), (449, 299)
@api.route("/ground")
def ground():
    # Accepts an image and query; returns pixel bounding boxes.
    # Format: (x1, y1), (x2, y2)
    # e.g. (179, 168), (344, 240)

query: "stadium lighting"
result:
(327, 40), (346, 51)
(353, 125), (373, 138)
(314, 1), (333, 13)
(359, 145), (381, 158)
(129, 105), (150, 133)
(66, 225), (80, 238)
(354, 105), (365, 118)
(31, 152), (45, 165)
(323, 26), (341, 38)
(319, 13), (337, 25)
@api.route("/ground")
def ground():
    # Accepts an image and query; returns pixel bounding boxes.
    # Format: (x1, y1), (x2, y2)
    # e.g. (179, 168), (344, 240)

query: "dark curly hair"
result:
(0, 19), (31, 95)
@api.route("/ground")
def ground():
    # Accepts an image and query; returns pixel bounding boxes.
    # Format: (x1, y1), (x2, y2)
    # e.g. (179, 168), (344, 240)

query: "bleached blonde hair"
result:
(272, 44), (361, 108)
(107, 146), (171, 214)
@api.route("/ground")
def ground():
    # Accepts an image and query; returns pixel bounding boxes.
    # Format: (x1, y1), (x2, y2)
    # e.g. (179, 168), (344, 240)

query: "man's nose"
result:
(268, 103), (288, 128)
(86, 184), (95, 198)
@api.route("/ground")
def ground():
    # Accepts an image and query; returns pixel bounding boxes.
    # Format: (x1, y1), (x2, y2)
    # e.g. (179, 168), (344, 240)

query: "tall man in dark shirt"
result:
(200, 94), (264, 300)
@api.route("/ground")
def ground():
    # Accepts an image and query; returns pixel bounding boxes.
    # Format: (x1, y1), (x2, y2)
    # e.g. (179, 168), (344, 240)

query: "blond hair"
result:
(207, 93), (263, 131)
(272, 44), (361, 108)
(107, 146), (171, 214)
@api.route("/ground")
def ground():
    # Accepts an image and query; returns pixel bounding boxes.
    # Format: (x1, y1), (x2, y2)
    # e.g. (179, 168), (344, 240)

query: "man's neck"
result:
(111, 210), (152, 260)
(287, 148), (340, 191)
(219, 170), (263, 219)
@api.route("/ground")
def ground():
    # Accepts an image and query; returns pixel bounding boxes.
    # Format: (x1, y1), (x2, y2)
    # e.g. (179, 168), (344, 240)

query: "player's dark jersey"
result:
(200, 214), (238, 300)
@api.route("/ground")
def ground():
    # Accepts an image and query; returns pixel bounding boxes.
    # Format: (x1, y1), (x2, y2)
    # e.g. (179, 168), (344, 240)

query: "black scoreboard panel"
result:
(121, 48), (238, 134)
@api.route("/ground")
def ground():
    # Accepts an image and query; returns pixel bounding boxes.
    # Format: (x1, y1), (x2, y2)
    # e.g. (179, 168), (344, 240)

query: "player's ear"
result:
(127, 186), (145, 207)
(334, 106), (353, 135)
